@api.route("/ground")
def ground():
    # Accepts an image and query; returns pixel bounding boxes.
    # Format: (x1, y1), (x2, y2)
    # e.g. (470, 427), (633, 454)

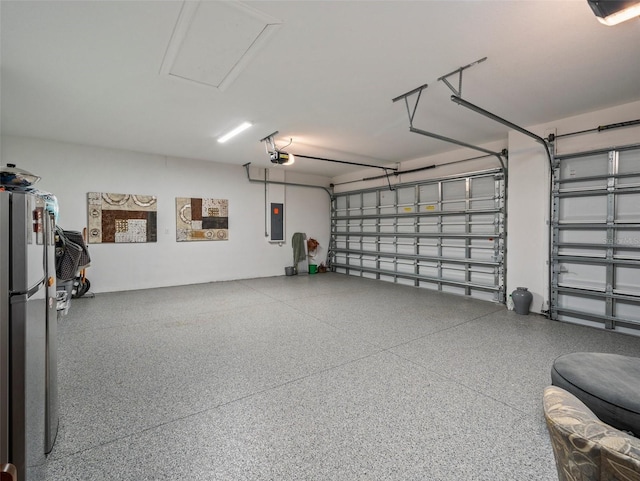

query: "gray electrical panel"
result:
(270, 203), (284, 242)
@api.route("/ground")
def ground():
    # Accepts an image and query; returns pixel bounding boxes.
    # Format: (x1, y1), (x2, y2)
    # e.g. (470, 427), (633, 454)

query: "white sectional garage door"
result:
(330, 169), (506, 302)
(551, 144), (640, 333)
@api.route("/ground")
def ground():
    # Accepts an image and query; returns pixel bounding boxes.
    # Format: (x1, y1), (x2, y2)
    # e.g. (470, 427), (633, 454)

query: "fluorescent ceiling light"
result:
(217, 122), (252, 143)
(598, 4), (640, 25)
(588, 0), (640, 26)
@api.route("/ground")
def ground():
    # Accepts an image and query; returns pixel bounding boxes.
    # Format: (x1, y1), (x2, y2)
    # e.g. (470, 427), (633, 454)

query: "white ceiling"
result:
(2, 0), (640, 178)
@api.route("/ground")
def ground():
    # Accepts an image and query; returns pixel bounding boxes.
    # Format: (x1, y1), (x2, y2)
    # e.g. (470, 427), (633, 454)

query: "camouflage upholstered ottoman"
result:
(551, 352), (640, 436)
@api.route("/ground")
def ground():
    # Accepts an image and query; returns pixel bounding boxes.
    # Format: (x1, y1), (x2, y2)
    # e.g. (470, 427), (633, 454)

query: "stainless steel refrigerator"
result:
(1, 190), (59, 481)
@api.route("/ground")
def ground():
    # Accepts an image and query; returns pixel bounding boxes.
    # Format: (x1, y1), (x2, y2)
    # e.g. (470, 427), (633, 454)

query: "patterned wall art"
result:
(176, 197), (228, 242)
(87, 192), (157, 244)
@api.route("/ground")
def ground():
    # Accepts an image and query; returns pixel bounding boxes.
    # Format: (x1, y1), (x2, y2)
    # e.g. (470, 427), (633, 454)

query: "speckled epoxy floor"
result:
(42, 273), (640, 480)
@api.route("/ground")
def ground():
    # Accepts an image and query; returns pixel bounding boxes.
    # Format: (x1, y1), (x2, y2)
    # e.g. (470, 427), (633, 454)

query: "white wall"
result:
(1, 136), (331, 293)
(506, 131), (552, 313)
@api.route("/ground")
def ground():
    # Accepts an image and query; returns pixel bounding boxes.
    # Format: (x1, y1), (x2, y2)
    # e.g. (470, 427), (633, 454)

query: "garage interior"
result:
(2, 1), (640, 480)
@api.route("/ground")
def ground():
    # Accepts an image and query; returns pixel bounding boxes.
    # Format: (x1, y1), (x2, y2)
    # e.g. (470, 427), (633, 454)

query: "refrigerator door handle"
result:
(9, 277), (45, 298)
(1, 463), (18, 481)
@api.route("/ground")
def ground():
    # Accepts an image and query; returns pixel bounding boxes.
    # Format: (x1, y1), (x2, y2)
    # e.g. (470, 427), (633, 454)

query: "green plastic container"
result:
(309, 264), (318, 274)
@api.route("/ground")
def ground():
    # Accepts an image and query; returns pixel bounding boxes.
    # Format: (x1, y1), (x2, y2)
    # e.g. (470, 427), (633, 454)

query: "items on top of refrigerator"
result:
(0, 164), (59, 223)
(0, 163), (41, 186)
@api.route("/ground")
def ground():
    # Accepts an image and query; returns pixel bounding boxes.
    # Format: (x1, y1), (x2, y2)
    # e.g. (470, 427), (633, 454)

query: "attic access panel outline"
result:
(160, 0), (282, 91)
